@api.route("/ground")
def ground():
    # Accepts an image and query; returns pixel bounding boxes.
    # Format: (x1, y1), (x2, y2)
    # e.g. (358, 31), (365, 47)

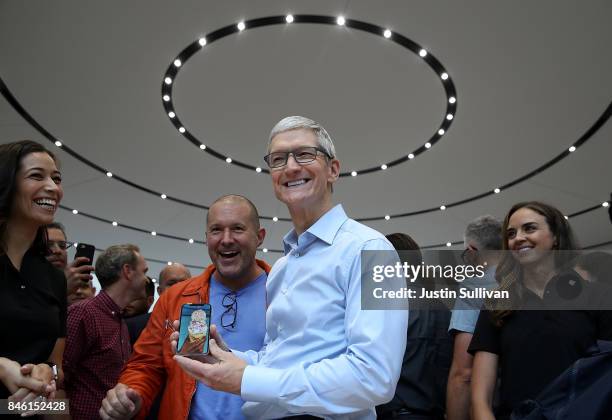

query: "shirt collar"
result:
(96, 290), (124, 317)
(283, 204), (348, 254)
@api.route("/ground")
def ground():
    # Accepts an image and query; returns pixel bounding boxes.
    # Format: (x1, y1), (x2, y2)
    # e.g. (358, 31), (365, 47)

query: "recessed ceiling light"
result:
(438, 129), (445, 135)
(494, 188), (501, 194)
(383, 29), (392, 38)
(199, 144), (206, 150)
(446, 114), (454, 120)
(189, 238), (194, 244)
(440, 205), (446, 210)
(408, 153), (414, 159)
(226, 157), (232, 163)
(351, 171), (357, 177)
(198, 37), (207, 46)
(569, 146), (576, 152)
(163, 95), (170, 102)
(337, 16), (346, 25)
(273, 216), (279, 222)
(106, 172), (113, 177)
(72, 209), (78, 215)
(419, 49), (427, 57)
(263, 248), (268, 253)
(446, 242), (452, 247)
(237, 21), (246, 31)
(425, 142), (432, 149)
(164, 77), (172, 85)
(151, 231), (157, 236)
(178, 127), (186, 133)
(255, 167), (262, 173)
(603, 202), (610, 208)
(174, 59), (182, 67)
(385, 215), (391, 220)
(54, 141), (62, 147)
(112, 221), (118, 226)
(449, 96), (456, 104)
(286, 14), (294, 23)
(381, 164), (388, 170)
(161, 194), (167, 199)
(168, 112), (175, 118)
(441, 72), (449, 80)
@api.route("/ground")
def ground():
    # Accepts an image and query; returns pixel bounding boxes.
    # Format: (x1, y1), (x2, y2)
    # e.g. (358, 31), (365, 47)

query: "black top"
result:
(377, 301), (452, 419)
(469, 280), (612, 417)
(0, 249), (67, 399)
(125, 312), (151, 347)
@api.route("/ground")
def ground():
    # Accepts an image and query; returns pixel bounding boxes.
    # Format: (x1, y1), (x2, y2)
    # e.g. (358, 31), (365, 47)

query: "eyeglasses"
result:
(263, 146), (331, 169)
(461, 248), (477, 264)
(221, 291), (238, 330)
(48, 240), (74, 251)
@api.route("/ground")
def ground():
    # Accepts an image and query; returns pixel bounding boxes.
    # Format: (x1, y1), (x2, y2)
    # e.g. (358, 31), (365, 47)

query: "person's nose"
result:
(285, 153), (302, 172)
(220, 229), (234, 245)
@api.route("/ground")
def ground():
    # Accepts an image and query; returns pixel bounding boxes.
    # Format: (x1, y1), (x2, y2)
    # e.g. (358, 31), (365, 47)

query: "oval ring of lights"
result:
(1, 78), (610, 222)
(161, 14), (458, 177)
(59, 201), (608, 256)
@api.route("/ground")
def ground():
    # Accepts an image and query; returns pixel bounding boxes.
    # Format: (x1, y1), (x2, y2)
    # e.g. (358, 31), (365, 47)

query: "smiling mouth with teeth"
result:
(286, 179), (308, 187)
(219, 251), (239, 258)
(34, 198), (57, 210)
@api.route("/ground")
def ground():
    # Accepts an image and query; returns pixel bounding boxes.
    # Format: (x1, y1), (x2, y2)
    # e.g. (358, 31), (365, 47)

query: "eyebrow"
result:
(25, 166), (61, 174)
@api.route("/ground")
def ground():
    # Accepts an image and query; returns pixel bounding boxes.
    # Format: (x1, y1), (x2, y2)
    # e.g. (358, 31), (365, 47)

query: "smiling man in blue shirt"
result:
(174, 116), (409, 419)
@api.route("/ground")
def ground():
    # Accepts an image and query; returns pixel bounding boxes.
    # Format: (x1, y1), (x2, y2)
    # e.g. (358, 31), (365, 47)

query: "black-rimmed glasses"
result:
(263, 146), (331, 169)
(48, 240), (74, 251)
(221, 291), (238, 330)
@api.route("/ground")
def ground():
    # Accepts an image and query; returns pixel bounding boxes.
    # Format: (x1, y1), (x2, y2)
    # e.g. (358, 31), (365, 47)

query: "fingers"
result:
(19, 364), (35, 375)
(17, 376), (47, 395)
(100, 385), (137, 419)
(173, 355), (210, 381)
(71, 257), (91, 267)
(172, 320), (179, 330)
(209, 325), (229, 351)
(8, 387), (30, 402)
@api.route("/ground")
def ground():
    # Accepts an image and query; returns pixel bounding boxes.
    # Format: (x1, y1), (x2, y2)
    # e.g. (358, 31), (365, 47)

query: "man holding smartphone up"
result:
(100, 195), (271, 420)
(172, 116), (409, 419)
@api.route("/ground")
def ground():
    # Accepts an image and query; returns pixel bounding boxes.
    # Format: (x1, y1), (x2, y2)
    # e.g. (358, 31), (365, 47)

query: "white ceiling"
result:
(1, 0), (611, 279)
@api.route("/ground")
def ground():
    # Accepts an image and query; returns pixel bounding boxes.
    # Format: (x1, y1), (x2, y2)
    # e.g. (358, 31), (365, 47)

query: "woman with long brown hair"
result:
(469, 201), (612, 419)
(0, 140), (66, 410)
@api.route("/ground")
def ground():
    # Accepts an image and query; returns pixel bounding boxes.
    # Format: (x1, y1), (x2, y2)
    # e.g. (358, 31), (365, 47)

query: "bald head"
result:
(157, 263), (192, 295)
(207, 194), (260, 230)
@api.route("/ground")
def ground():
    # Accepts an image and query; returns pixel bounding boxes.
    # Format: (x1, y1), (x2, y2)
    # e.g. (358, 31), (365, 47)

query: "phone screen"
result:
(177, 303), (212, 356)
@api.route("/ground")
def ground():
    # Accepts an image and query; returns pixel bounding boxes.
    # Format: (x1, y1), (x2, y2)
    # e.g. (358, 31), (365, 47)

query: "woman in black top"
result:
(0, 140), (66, 405)
(469, 201), (612, 419)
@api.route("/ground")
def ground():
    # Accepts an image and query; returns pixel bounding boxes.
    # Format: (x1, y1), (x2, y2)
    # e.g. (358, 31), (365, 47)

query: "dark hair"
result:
(575, 252), (612, 286)
(145, 276), (155, 297)
(491, 201), (580, 325)
(386, 233), (422, 266)
(95, 244), (140, 289)
(206, 194), (261, 230)
(0, 140), (58, 255)
(46, 222), (67, 238)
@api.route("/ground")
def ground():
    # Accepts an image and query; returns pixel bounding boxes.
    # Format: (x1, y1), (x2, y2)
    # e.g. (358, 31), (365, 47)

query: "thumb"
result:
(208, 339), (225, 359)
(126, 388), (142, 404)
(20, 364), (35, 375)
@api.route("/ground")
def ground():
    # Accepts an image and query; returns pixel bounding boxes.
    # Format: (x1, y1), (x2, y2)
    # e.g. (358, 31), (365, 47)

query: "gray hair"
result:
(464, 215), (503, 250)
(268, 116), (336, 158)
(95, 244), (140, 289)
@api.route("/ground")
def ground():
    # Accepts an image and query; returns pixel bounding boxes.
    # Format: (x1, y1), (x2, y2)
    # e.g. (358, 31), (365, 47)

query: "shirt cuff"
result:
(241, 365), (284, 403)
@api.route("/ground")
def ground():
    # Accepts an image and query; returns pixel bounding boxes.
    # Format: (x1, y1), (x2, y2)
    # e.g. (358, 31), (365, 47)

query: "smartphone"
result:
(74, 243), (95, 273)
(177, 303), (212, 357)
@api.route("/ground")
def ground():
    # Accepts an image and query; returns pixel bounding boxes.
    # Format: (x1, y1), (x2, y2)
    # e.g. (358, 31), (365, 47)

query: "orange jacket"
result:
(118, 259), (271, 420)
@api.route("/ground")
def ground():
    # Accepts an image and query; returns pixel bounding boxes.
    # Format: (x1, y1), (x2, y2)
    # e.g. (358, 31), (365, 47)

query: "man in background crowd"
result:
(64, 244), (149, 419)
(447, 215), (502, 420)
(45, 222), (96, 304)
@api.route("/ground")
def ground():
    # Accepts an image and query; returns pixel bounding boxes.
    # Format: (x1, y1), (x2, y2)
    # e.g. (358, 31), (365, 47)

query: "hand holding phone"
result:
(177, 304), (212, 357)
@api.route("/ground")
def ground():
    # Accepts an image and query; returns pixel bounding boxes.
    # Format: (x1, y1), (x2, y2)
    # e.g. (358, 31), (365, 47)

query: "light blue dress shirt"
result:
(234, 204), (409, 419)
